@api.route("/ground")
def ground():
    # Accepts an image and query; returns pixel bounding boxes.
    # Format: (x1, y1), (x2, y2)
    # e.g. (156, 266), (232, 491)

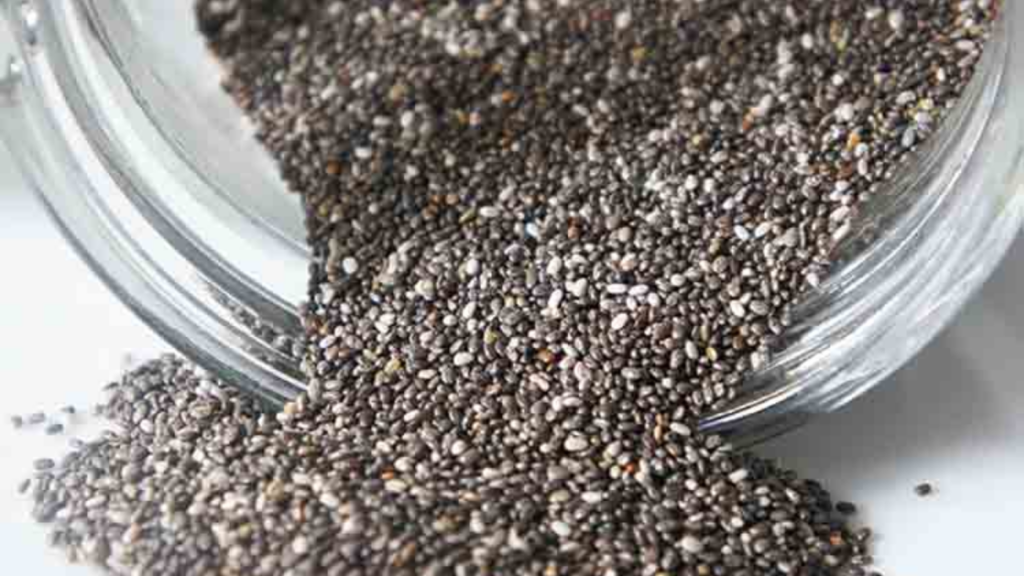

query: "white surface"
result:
(2, 166), (1024, 573)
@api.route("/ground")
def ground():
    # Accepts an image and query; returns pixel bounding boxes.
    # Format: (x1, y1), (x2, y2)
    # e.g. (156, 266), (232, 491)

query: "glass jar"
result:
(2, 0), (1023, 438)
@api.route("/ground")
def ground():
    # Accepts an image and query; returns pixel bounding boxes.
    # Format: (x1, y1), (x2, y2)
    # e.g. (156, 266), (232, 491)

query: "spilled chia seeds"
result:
(22, 1), (997, 575)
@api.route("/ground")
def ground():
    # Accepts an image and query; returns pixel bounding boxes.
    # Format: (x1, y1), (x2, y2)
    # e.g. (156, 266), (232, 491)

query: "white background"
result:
(2, 155), (1024, 574)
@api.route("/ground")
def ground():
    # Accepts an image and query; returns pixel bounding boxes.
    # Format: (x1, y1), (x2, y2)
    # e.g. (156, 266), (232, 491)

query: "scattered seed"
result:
(33, 458), (55, 472)
(836, 501), (858, 515)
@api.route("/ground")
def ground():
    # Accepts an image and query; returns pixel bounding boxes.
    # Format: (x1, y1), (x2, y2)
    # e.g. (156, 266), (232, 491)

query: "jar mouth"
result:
(4, 0), (1024, 440)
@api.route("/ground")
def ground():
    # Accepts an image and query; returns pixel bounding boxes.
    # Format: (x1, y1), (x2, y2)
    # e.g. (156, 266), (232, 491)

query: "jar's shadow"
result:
(760, 236), (1024, 491)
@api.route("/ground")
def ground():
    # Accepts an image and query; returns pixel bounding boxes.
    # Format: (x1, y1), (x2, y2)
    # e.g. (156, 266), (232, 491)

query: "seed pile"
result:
(24, 0), (998, 575)
(25, 356), (876, 575)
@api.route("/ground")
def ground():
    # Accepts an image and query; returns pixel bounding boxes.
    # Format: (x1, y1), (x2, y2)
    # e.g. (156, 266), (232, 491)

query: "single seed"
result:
(681, 535), (704, 554)
(33, 458), (55, 471)
(564, 436), (589, 453)
(836, 502), (857, 515)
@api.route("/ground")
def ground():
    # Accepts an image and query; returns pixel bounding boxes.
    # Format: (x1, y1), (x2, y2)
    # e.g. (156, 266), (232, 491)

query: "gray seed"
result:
(564, 436), (589, 453)
(33, 458), (55, 472)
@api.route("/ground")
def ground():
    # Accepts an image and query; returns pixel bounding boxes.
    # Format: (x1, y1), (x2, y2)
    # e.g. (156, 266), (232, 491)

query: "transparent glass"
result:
(2, 0), (1023, 437)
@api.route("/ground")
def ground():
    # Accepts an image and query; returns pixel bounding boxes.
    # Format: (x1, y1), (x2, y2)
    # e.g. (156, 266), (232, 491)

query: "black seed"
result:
(914, 483), (934, 497)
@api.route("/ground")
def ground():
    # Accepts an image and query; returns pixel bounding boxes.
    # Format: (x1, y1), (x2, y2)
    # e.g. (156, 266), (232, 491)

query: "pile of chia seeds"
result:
(22, 0), (997, 574)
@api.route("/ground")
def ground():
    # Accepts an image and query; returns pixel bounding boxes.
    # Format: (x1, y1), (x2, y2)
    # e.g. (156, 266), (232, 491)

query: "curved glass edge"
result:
(702, 0), (1024, 434)
(0, 1), (304, 407)
(47, 0), (306, 335)
(79, 0), (309, 251)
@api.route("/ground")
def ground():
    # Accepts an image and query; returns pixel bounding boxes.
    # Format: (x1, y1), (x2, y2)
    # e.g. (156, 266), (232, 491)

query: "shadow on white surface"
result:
(764, 235), (1024, 574)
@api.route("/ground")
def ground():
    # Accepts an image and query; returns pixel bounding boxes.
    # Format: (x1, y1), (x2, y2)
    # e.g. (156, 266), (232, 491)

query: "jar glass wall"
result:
(2, 0), (1023, 437)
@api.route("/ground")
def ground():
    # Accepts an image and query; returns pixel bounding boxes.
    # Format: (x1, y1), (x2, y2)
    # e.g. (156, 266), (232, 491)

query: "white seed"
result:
(564, 435), (589, 452)
(729, 469), (750, 483)
(754, 221), (773, 238)
(385, 479), (409, 493)
(551, 521), (572, 537)
(896, 90), (917, 106)
(451, 440), (469, 456)
(547, 256), (563, 277)
(414, 279), (436, 299)
(670, 423), (692, 437)
(459, 259), (480, 280)
(548, 289), (565, 310)
(776, 228), (799, 247)
(888, 9), (905, 31)
(681, 535), (705, 554)
(567, 278), (588, 298)
(614, 10), (632, 30)
(611, 314), (630, 331)
(606, 283), (629, 295)
(835, 102), (856, 123)
(573, 362), (593, 383)
(292, 536), (310, 555)
(685, 340), (699, 360)
(628, 284), (649, 297)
